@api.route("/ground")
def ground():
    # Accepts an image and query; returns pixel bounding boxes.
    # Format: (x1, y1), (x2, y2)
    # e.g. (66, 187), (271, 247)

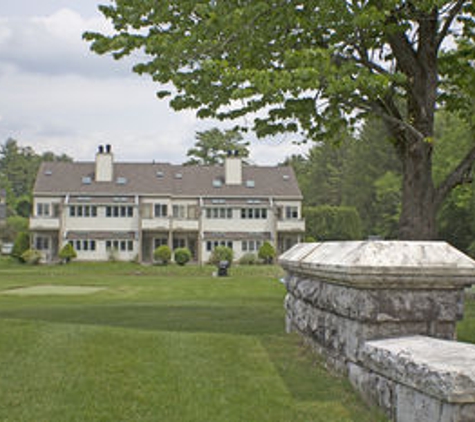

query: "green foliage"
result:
(59, 243), (77, 264)
(304, 206), (363, 241)
(372, 172), (402, 239)
(238, 253), (258, 266)
(0, 138), (72, 217)
(20, 248), (42, 265)
(0, 216), (28, 242)
(258, 241), (276, 265)
(15, 196), (32, 218)
(185, 128), (250, 166)
(84, 0), (475, 239)
(209, 246), (233, 267)
(174, 247), (191, 266)
(11, 232), (30, 261)
(153, 245), (171, 265)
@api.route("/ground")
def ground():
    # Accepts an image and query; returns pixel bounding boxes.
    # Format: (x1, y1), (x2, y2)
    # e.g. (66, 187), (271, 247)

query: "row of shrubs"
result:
(153, 245), (192, 266)
(153, 241), (277, 266)
(11, 234), (277, 267)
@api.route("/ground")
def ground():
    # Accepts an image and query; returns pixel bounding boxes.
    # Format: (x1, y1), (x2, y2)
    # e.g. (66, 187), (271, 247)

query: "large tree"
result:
(85, 1), (475, 239)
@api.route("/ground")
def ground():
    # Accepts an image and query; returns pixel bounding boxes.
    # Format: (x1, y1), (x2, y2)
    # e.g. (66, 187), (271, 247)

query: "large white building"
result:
(30, 146), (305, 263)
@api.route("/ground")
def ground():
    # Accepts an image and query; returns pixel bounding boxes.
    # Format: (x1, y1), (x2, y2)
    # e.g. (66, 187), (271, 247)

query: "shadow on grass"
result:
(0, 303), (284, 336)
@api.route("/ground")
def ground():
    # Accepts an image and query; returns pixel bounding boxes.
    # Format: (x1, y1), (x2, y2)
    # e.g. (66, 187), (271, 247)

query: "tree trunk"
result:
(398, 139), (437, 240)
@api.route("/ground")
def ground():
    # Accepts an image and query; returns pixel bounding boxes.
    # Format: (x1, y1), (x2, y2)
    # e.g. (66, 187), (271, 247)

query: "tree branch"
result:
(437, 0), (467, 50)
(435, 144), (475, 208)
(364, 99), (425, 144)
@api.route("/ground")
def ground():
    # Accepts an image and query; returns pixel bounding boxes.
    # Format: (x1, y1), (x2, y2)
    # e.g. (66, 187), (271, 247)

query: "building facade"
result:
(30, 146), (305, 263)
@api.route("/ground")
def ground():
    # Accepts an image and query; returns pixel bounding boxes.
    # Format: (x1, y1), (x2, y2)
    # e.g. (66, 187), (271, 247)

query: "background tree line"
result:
(287, 110), (475, 255)
(0, 138), (71, 242)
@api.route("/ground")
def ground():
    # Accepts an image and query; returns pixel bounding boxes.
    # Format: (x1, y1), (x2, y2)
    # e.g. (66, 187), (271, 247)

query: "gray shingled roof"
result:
(33, 161), (302, 199)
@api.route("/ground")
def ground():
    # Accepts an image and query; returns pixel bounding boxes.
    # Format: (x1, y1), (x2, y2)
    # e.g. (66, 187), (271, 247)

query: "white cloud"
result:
(0, 5), (310, 165)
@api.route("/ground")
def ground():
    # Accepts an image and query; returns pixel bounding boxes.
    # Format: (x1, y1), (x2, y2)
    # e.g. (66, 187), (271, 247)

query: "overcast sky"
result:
(0, 0), (310, 164)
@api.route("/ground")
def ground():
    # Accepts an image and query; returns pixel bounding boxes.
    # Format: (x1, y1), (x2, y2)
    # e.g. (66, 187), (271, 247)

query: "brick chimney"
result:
(95, 144), (113, 182)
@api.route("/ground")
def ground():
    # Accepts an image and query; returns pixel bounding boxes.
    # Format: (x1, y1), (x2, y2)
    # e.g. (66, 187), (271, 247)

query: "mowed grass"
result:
(0, 259), (389, 421)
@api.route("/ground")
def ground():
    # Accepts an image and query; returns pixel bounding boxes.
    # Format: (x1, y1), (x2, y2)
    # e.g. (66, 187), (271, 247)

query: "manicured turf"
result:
(0, 259), (407, 421)
(457, 292), (475, 344)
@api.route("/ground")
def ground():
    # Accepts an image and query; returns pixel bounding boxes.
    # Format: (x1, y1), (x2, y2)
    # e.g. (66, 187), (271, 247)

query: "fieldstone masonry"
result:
(279, 241), (475, 422)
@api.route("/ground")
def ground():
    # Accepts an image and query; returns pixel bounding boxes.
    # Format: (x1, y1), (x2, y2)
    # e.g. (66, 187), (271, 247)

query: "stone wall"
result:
(279, 241), (475, 422)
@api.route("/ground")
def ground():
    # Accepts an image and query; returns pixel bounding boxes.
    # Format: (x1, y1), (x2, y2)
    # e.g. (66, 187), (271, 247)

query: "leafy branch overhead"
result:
(84, 1), (475, 240)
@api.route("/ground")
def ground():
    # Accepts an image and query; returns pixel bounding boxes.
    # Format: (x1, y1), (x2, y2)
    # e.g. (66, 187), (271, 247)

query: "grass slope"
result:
(0, 259), (441, 421)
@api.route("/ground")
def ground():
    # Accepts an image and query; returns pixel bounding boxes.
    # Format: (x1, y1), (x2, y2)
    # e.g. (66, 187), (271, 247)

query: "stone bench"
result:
(349, 336), (475, 422)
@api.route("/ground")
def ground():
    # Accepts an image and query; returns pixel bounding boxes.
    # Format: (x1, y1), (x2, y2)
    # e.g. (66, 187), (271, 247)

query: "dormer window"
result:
(213, 179), (223, 188)
(156, 171), (164, 178)
(82, 176), (92, 185)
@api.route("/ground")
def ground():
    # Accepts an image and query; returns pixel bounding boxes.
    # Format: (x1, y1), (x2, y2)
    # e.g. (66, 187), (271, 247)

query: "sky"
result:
(0, 0), (310, 165)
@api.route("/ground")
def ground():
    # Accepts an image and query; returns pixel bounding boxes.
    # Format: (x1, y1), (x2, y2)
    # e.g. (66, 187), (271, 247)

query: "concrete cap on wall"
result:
(279, 241), (475, 289)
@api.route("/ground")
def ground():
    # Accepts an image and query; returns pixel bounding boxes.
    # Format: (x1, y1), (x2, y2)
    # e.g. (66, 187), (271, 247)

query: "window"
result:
(206, 240), (233, 251)
(206, 207), (233, 219)
(36, 203), (50, 217)
(35, 236), (49, 250)
(105, 205), (133, 218)
(173, 238), (186, 249)
(285, 206), (299, 219)
(105, 240), (134, 252)
(242, 240), (262, 252)
(240, 208), (268, 219)
(69, 205), (98, 218)
(173, 205), (186, 219)
(73, 239), (96, 252)
(155, 204), (168, 217)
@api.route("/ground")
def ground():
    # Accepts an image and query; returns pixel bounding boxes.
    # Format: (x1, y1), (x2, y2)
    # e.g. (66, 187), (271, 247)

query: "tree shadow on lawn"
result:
(0, 303), (284, 337)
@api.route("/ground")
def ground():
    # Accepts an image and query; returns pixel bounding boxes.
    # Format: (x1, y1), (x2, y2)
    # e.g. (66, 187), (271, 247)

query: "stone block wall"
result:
(280, 241), (475, 422)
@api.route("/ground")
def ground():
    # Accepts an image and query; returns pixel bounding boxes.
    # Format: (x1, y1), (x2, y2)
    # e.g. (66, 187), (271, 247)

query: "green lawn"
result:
(5, 258), (467, 421)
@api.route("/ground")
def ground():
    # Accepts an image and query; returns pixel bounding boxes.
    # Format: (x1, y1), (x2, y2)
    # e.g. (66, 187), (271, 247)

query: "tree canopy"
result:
(0, 139), (72, 217)
(85, 1), (475, 239)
